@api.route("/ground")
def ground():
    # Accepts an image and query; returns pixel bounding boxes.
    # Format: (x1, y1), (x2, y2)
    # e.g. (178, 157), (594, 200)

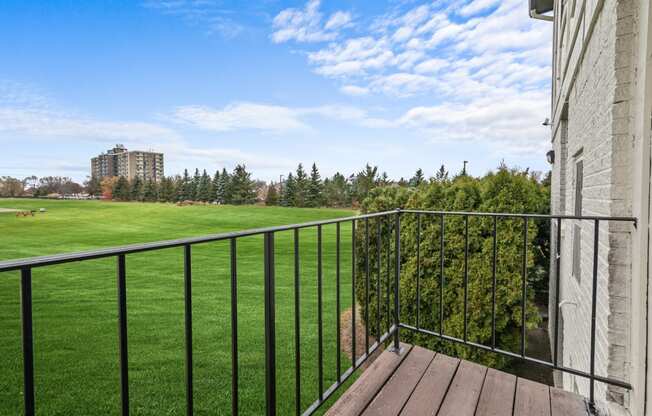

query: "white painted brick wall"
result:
(550, 0), (637, 413)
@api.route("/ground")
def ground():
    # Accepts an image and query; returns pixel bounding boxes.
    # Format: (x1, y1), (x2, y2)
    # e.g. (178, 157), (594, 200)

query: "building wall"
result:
(549, 0), (639, 413)
(90, 145), (163, 182)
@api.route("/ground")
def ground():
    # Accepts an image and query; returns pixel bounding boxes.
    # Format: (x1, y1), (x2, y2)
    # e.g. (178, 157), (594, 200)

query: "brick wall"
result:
(550, 0), (637, 412)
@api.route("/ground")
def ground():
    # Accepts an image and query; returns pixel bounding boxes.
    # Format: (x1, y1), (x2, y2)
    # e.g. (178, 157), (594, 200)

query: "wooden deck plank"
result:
(475, 368), (517, 416)
(399, 353), (459, 416)
(324, 343), (412, 416)
(436, 360), (487, 416)
(550, 387), (589, 416)
(513, 377), (551, 416)
(361, 346), (435, 416)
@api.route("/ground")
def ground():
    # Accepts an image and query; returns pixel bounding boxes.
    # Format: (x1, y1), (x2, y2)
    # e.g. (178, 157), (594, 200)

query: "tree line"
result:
(88, 164), (260, 205)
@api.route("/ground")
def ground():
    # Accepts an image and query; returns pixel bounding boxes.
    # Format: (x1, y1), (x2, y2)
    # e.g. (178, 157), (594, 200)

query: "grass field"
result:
(0, 199), (360, 415)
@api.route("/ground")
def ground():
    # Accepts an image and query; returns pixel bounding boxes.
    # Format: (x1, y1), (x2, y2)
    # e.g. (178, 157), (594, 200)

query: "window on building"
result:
(572, 158), (583, 282)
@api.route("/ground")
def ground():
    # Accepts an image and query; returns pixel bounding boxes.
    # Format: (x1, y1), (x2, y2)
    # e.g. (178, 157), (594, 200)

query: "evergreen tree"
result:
(216, 168), (230, 204)
(191, 168), (201, 200)
(229, 164), (256, 205)
(265, 182), (279, 206)
(294, 163), (308, 207)
(130, 176), (144, 201)
(143, 179), (158, 202)
(211, 170), (220, 202)
(409, 168), (425, 187)
(158, 176), (176, 202)
(306, 163), (323, 207)
(113, 176), (130, 200)
(378, 172), (390, 186)
(433, 165), (449, 182)
(323, 172), (349, 207)
(197, 169), (212, 201)
(352, 164), (378, 203)
(281, 173), (296, 206)
(178, 169), (192, 201)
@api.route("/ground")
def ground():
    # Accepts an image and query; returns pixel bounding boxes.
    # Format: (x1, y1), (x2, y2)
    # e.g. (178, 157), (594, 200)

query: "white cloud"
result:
(325, 11), (352, 30)
(173, 103), (307, 132)
(414, 58), (448, 74)
(458, 0), (501, 17)
(340, 85), (370, 96)
(171, 102), (394, 132)
(271, 0), (351, 43)
(143, 0), (244, 38)
(0, 107), (179, 144)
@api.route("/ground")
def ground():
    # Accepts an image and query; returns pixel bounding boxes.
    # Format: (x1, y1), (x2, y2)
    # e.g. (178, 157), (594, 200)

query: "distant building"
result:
(91, 144), (164, 182)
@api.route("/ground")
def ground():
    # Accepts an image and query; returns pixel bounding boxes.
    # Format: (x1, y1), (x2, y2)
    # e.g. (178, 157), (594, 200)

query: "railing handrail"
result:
(1, 208), (640, 416)
(0, 209), (636, 273)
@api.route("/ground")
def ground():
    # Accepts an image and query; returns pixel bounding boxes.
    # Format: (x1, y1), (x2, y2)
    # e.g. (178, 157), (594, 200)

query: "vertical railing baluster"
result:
(317, 225), (323, 400)
(491, 217), (497, 350)
(386, 217), (391, 335)
(364, 218), (370, 354)
(553, 218), (562, 367)
(21, 267), (35, 416)
(439, 214), (445, 337)
(590, 220), (600, 405)
(463, 215), (469, 342)
(183, 244), (193, 416)
(393, 209), (401, 351)
(116, 256), (129, 416)
(230, 239), (239, 416)
(520, 219), (528, 358)
(335, 223), (341, 382)
(264, 232), (277, 416)
(376, 219), (381, 341)
(351, 220), (356, 368)
(416, 213), (421, 330)
(294, 229), (301, 416)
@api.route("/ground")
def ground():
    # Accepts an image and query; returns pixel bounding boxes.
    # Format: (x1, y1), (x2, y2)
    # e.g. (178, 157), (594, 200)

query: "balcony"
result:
(0, 209), (635, 416)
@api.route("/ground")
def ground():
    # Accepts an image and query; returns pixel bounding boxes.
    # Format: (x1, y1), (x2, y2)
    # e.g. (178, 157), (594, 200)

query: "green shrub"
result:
(355, 167), (549, 369)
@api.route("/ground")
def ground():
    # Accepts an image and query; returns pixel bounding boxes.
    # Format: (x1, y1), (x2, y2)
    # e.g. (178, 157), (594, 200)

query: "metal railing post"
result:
(392, 209), (401, 351)
(117, 256), (129, 416)
(264, 232), (277, 416)
(183, 245), (193, 416)
(20, 267), (35, 416)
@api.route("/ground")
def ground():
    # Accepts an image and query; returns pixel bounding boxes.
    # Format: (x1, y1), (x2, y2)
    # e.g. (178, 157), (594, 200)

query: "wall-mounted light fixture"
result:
(529, 0), (554, 21)
(546, 150), (555, 164)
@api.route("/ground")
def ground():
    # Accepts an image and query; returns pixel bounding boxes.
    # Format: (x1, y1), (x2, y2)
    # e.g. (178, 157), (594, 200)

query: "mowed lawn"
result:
(0, 199), (359, 415)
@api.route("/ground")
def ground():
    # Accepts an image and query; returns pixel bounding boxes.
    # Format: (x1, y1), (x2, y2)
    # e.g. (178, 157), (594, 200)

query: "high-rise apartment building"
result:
(91, 144), (164, 181)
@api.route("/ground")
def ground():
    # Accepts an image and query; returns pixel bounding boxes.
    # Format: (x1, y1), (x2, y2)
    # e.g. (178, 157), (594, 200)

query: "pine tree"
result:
(178, 169), (192, 201)
(113, 176), (130, 200)
(197, 169), (211, 201)
(281, 173), (296, 206)
(294, 163), (308, 207)
(229, 164), (256, 205)
(211, 170), (220, 202)
(410, 168), (425, 187)
(434, 165), (449, 182)
(191, 168), (201, 200)
(143, 179), (158, 202)
(216, 168), (229, 204)
(130, 176), (144, 201)
(158, 176), (175, 202)
(306, 163), (323, 207)
(265, 182), (279, 206)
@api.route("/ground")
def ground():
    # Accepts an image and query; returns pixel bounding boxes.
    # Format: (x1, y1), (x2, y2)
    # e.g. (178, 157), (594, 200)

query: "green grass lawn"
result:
(0, 199), (361, 415)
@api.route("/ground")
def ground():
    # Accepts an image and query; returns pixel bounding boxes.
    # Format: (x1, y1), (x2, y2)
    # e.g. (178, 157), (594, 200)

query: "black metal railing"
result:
(0, 209), (637, 415)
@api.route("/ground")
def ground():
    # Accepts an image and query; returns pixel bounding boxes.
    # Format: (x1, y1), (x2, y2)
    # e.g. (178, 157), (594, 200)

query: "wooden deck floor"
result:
(325, 343), (591, 416)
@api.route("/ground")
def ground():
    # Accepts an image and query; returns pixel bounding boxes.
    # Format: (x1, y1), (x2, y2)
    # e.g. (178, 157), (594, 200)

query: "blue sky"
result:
(0, 0), (553, 182)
